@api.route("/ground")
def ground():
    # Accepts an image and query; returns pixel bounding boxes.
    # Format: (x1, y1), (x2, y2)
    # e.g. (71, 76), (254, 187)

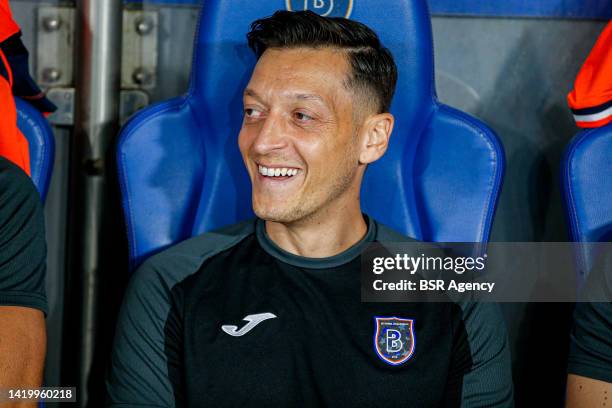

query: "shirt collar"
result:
(256, 214), (376, 269)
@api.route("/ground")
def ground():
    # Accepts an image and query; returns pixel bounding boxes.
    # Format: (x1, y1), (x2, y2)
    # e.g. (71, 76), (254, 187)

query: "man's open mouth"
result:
(258, 165), (300, 178)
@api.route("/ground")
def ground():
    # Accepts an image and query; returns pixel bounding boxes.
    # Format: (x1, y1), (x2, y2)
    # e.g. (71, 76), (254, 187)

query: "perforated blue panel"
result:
(562, 126), (612, 276)
(15, 97), (55, 201)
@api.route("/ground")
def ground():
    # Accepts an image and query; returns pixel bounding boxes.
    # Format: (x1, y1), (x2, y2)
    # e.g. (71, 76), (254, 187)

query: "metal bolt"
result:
(135, 17), (154, 35)
(42, 16), (61, 31)
(42, 68), (62, 83)
(132, 68), (152, 86)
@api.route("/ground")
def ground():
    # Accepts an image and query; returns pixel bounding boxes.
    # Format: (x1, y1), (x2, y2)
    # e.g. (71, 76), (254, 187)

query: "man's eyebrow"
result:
(244, 88), (264, 102)
(244, 89), (327, 105)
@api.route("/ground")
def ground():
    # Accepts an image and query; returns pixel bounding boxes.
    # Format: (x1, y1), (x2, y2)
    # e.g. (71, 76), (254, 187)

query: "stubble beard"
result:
(253, 150), (360, 225)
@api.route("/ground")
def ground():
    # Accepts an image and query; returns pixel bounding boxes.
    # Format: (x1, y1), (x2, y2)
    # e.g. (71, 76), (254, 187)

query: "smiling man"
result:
(107, 10), (513, 407)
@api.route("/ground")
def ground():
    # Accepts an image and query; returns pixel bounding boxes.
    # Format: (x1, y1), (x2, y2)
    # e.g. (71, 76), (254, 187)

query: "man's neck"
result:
(264, 205), (368, 258)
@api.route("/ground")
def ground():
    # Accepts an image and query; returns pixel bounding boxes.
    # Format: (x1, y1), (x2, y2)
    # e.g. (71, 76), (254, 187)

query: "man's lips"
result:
(257, 172), (295, 182)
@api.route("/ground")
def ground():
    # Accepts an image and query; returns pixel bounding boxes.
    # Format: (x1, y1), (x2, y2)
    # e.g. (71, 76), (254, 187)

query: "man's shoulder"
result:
(0, 158), (41, 230)
(372, 218), (420, 243)
(371, 218), (504, 318)
(131, 218), (256, 290)
(0, 157), (38, 204)
(153, 218), (256, 261)
(0, 158), (47, 314)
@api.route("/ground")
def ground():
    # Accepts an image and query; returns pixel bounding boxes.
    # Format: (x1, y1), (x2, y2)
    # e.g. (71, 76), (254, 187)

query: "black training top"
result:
(107, 216), (513, 407)
(0, 157), (47, 314)
(567, 251), (612, 383)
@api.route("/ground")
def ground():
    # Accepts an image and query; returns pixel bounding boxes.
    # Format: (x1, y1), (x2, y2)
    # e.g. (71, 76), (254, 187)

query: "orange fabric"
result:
(568, 21), (612, 110)
(0, 48), (30, 175)
(0, 42), (12, 85)
(0, 0), (20, 43)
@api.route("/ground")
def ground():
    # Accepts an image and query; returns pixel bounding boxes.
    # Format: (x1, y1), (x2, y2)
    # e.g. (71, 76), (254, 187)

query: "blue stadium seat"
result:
(15, 97), (55, 201)
(117, 0), (505, 270)
(561, 125), (612, 277)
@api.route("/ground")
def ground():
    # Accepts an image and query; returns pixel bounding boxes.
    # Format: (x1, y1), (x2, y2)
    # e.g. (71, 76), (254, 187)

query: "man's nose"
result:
(252, 113), (289, 155)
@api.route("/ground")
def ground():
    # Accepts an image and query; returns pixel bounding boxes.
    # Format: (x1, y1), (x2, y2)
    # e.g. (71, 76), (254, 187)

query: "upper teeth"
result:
(258, 165), (298, 177)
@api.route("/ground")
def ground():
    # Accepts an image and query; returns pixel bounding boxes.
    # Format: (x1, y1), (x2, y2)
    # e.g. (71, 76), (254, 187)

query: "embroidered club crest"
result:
(285, 0), (354, 18)
(374, 317), (416, 366)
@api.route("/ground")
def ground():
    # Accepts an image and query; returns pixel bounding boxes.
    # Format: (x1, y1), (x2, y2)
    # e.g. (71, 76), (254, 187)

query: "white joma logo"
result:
(221, 313), (277, 337)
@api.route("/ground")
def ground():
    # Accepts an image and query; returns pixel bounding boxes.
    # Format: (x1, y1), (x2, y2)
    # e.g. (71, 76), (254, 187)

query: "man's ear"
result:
(358, 113), (394, 164)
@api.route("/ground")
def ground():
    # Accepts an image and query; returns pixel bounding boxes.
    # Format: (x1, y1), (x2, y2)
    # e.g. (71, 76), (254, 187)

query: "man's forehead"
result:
(245, 48), (351, 103)
(258, 47), (350, 71)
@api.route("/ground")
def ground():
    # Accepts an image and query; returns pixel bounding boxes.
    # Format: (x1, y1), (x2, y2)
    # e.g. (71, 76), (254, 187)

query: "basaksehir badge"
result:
(285, 0), (354, 19)
(374, 316), (416, 366)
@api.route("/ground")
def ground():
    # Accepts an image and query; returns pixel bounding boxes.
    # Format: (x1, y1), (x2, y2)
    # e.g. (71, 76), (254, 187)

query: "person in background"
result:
(0, 157), (47, 393)
(565, 20), (612, 408)
(0, 0), (56, 175)
(0, 0), (52, 398)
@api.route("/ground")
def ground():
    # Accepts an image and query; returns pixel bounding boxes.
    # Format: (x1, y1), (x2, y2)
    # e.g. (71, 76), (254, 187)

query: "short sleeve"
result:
(106, 258), (184, 407)
(454, 302), (514, 407)
(568, 302), (612, 383)
(568, 249), (612, 383)
(0, 158), (47, 314)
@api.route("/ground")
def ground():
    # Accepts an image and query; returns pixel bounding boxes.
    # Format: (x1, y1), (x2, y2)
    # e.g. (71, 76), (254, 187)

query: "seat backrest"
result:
(15, 97), (55, 201)
(561, 125), (612, 275)
(118, 0), (505, 270)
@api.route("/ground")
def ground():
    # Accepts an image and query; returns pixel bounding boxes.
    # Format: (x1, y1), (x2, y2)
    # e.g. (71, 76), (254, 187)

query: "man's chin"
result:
(252, 204), (304, 224)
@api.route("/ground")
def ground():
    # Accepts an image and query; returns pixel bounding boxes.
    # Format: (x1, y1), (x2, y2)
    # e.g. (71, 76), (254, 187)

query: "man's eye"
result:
(244, 108), (263, 119)
(294, 112), (314, 122)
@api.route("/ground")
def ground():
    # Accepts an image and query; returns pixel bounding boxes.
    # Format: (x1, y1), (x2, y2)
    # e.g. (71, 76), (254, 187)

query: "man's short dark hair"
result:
(247, 10), (397, 114)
